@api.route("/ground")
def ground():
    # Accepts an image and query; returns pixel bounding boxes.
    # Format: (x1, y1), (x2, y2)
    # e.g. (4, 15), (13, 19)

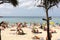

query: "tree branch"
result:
(0, 2), (3, 4)
(37, 5), (45, 8)
(48, 4), (57, 9)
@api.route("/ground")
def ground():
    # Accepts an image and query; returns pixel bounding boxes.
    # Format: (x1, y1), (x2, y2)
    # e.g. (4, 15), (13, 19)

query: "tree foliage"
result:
(9, 0), (18, 7)
(36, 0), (60, 9)
(0, 0), (18, 7)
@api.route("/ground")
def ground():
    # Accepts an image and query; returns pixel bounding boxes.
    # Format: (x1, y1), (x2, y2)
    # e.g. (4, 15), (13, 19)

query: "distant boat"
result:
(0, 16), (3, 18)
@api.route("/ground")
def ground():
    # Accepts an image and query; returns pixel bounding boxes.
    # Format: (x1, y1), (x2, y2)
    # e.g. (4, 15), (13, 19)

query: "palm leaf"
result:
(8, 0), (18, 7)
(0, 0), (18, 7)
(43, 0), (60, 9)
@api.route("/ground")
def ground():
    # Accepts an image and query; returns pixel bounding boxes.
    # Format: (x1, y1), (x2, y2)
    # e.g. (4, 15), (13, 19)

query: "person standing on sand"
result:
(40, 24), (43, 29)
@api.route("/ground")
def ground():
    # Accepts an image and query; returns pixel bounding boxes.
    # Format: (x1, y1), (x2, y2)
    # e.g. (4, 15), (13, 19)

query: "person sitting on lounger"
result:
(17, 23), (25, 35)
(32, 26), (39, 33)
(22, 22), (27, 27)
(32, 28), (39, 33)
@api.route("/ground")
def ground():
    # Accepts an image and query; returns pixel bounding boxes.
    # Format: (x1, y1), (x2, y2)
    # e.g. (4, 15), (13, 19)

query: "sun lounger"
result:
(17, 32), (26, 35)
(10, 29), (16, 31)
(32, 36), (44, 40)
(33, 32), (42, 34)
(32, 36), (40, 39)
(17, 29), (26, 35)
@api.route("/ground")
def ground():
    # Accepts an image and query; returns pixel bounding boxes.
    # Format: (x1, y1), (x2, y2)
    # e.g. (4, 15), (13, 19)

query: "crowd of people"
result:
(0, 21), (58, 40)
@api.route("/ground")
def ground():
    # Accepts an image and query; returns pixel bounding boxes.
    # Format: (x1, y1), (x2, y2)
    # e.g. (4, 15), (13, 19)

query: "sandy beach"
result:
(1, 25), (60, 40)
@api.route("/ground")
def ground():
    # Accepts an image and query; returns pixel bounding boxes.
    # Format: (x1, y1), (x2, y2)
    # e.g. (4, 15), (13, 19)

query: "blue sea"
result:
(0, 16), (60, 25)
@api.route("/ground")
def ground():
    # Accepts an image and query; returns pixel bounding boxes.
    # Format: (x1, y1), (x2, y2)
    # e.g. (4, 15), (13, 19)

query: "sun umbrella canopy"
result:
(50, 21), (55, 25)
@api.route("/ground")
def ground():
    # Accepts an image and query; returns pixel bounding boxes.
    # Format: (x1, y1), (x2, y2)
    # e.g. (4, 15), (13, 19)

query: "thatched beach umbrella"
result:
(35, 0), (60, 40)
(0, 0), (18, 40)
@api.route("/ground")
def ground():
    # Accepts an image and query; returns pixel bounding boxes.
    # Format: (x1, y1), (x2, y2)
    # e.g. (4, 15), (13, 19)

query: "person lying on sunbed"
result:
(44, 27), (56, 33)
(32, 26), (42, 33)
(50, 29), (56, 33)
(32, 35), (40, 39)
(32, 28), (39, 33)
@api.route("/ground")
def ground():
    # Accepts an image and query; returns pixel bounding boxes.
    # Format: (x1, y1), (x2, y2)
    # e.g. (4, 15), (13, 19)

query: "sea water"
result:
(0, 16), (60, 25)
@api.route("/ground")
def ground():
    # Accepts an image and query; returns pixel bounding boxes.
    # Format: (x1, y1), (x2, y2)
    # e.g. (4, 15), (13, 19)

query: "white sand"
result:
(1, 26), (60, 40)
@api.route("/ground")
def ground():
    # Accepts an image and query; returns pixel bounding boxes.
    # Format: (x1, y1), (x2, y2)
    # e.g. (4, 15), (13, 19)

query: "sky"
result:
(0, 0), (60, 16)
